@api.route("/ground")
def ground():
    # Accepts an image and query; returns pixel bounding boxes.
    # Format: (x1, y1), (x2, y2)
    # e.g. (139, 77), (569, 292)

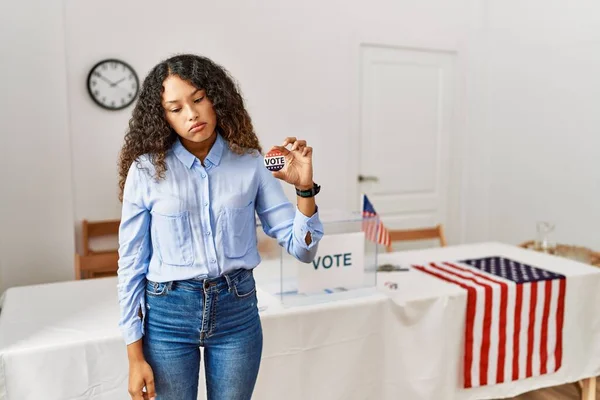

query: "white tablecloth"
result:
(377, 242), (600, 400)
(1, 242), (599, 400)
(0, 277), (388, 400)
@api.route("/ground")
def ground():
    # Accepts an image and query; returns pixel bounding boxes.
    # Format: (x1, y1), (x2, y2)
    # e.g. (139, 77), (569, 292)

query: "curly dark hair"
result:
(117, 54), (262, 201)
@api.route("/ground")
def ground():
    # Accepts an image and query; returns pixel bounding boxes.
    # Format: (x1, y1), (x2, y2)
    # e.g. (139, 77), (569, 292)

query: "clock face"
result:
(87, 59), (139, 110)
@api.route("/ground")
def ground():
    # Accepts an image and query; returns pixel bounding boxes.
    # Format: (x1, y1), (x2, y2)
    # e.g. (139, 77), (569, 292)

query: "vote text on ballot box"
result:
(264, 210), (380, 307)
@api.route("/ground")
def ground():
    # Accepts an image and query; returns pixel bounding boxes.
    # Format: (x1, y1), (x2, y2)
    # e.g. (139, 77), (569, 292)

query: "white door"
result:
(358, 45), (458, 245)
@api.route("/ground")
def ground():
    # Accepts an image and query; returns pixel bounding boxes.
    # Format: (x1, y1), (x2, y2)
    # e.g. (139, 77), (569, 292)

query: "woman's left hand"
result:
(270, 137), (314, 190)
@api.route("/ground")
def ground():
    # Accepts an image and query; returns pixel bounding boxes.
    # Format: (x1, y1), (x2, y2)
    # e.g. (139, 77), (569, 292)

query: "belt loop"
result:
(224, 272), (233, 292)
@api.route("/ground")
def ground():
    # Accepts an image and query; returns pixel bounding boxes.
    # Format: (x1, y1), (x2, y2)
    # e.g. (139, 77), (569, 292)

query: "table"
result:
(0, 277), (389, 400)
(1, 242), (599, 400)
(376, 242), (600, 400)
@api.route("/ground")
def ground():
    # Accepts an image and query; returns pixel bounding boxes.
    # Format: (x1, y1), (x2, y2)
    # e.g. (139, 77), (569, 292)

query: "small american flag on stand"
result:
(361, 194), (391, 247)
(413, 257), (566, 389)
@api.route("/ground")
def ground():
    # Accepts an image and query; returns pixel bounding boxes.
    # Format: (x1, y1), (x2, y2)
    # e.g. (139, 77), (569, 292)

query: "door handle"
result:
(358, 175), (379, 183)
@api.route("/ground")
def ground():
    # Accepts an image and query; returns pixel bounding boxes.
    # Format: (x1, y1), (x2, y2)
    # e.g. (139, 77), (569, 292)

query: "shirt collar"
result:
(205, 132), (225, 167)
(172, 132), (225, 169)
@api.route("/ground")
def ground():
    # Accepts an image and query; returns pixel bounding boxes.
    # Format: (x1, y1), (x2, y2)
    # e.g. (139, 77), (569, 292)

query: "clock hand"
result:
(95, 73), (115, 86)
(110, 78), (126, 87)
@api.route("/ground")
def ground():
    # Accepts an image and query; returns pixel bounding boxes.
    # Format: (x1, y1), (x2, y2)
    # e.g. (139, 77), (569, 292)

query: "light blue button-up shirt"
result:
(117, 134), (324, 345)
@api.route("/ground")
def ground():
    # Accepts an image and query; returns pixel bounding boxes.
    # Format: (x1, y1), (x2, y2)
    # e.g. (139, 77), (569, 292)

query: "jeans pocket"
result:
(232, 270), (257, 299)
(146, 280), (169, 297)
(221, 203), (256, 259)
(151, 210), (194, 266)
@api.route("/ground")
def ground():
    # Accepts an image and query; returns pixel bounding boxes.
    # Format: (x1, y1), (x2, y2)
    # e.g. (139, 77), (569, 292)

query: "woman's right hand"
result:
(128, 359), (156, 400)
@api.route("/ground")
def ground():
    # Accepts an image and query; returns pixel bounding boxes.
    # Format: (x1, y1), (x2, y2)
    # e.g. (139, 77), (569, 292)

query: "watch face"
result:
(87, 59), (139, 110)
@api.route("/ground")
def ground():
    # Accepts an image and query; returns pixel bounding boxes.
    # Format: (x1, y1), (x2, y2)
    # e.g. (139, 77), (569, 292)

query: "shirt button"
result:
(204, 202), (209, 207)
(201, 173), (206, 178)
(205, 231), (210, 236)
(210, 259), (216, 264)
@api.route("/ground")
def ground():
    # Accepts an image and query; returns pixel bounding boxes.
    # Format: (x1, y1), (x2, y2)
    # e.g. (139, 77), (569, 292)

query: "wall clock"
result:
(87, 59), (139, 110)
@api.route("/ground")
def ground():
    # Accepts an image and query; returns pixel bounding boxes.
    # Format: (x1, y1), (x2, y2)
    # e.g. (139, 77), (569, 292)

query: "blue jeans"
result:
(143, 268), (263, 400)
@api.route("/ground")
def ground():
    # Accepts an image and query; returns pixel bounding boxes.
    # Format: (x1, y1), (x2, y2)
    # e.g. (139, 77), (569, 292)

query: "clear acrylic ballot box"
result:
(253, 210), (380, 307)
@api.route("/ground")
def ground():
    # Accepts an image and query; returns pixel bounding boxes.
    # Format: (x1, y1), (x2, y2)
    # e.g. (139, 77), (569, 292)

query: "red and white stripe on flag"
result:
(413, 260), (566, 388)
(361, 211), (390, 247)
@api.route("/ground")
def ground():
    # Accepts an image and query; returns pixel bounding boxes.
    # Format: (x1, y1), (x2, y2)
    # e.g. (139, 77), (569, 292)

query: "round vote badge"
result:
(264, 149), (285, 172)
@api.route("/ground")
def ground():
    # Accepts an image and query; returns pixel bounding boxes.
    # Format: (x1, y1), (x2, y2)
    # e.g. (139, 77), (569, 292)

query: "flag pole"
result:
(359, 192), (365, 214)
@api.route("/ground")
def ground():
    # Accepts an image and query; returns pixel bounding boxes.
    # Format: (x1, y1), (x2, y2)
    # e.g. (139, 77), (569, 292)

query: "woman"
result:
(117, 54), (324, 400)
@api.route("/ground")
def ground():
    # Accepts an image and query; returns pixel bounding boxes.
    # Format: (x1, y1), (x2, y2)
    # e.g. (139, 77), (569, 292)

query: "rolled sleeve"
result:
(292, 206), (324, 251)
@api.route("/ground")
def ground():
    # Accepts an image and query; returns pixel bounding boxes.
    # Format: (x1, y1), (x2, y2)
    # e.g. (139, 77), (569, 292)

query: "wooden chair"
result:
(385, 224), (447, 252)
(257, 237), (280, 260)
(81, 219), (121, 256)
(74, 252), (119, 280)
(75, 219), (121, 279)
(591, 251), (600, 268)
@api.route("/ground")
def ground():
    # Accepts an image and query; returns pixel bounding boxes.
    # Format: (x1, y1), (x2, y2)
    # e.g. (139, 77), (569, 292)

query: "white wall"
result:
(64, 0), (472, 250)
(0, 0), (472, 290)
(3, 0), (599, 291)
(0, 0), (75, 293)
(481, 0), (600, 248)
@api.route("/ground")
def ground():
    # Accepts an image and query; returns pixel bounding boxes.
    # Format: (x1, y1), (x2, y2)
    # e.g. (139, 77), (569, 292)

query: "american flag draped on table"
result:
(361, 194), (390, 247)
(414, 257), (566, 389)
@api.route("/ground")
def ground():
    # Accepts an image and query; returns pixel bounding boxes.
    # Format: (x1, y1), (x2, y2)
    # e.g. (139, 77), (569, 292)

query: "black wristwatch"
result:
(295, 182), (321, 198)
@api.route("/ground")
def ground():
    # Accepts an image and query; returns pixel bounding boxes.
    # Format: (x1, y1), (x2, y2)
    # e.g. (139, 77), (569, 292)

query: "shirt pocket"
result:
(220, 202), (256, 259)
(150, 210), (194, 266)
